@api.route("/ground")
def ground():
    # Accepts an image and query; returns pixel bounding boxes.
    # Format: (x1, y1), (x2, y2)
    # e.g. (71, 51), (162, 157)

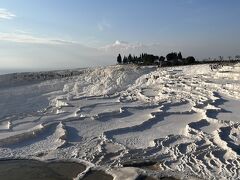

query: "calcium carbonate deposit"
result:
(0, 64), (239, 180)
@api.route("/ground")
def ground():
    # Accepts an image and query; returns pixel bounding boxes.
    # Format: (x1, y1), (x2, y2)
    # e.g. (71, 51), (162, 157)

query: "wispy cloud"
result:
(97, 19), (111, 31)
(100, 40), (143, 52)
(99, 40), (184, 56)
(0, 32), (77, 45)
(0, 9), (16, 20)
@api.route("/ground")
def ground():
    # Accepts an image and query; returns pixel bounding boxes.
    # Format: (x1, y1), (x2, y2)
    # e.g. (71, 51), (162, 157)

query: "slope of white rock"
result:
(0, 64), (239, 179)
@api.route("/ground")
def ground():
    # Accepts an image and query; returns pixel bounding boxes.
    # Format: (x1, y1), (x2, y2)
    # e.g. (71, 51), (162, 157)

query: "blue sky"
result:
(1, 0), (240, 72)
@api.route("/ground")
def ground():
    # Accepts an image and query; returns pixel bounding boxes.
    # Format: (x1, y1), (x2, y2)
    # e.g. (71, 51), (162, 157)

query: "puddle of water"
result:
(0, 160), (86, 180)
(82, 170), (113, 180)
(0, 159), (180, 180)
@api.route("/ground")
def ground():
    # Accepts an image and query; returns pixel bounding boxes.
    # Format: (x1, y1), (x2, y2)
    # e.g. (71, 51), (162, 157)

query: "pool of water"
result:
(0, 160), (86, 180)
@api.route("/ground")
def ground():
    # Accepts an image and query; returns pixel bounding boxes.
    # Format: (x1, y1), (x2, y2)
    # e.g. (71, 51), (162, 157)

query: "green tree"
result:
(128, 54), (133, 63)
(178, 52), (183, 60)
(166, 52), (178, 61)
(186, 56), (196, 64)
(117, 54), (122, 64)
(159, 56), (165, 61)
(123, 56), (128, 64)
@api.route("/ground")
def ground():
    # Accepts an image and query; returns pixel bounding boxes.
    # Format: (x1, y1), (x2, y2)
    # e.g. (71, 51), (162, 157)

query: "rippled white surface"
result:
(0, 64), (239, 179)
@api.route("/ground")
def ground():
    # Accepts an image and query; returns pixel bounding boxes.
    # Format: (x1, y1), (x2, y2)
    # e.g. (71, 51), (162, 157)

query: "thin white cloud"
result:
(0, 9), (16, 20)
(99, 40), (185, 57)
(97, 19), (111, 31)
(0, 37), (114, 71)
(0, 32), (77, 45)
(100, 40), (144, 52)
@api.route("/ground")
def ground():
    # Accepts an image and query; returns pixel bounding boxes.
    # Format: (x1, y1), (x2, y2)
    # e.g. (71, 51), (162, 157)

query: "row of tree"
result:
(117, 52), (196, 66)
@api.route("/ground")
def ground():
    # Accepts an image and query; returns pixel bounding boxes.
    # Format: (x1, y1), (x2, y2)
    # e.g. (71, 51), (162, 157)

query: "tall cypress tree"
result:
(117, 54), (122, 64)
(178, 52), (183, 60)
(123, 56), (128, 64)
(128, 54), (133, 63)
